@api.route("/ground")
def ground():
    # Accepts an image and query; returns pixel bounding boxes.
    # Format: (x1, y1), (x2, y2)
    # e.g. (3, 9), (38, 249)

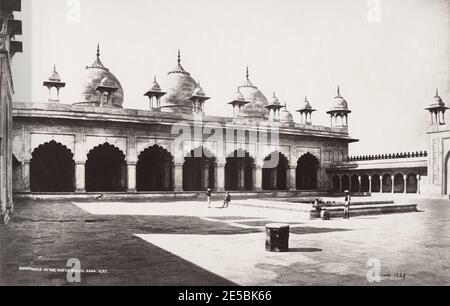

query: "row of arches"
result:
(24, 141), (321, 193)
(331, 173), (420, 194)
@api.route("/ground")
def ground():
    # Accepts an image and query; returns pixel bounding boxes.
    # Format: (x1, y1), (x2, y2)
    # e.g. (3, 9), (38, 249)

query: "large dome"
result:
(77, 46), (124, 108)
(238, 68), (269, 119)
(160, 51), (198, 114)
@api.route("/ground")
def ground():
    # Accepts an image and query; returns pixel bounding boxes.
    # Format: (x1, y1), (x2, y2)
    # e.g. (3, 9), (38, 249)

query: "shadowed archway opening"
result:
(341, 175), (350, 191)
(137, 145), (173, 192)
(394, 173), (405, 193)
(361, 175), (370, 192)
(371, 174), (381, 192)
(406, 173), (418, 193)
(225, 149), (254, 191)
(183, 147), (215, 191)
(30, 141), (75, 192)
(350, 175), (359, 192)
(262, 152), (288, 190)
(296, 153), (319, 190)
(86, 143), (127, 192)
(382, 174), (392, 193)
(332, 175), (340, 192)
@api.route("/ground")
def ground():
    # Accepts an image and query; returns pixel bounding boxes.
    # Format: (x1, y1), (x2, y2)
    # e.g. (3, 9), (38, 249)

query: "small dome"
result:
(99, 76), (117, 88)
(432, 89), (445, 107)
(269, 92), (281, 105)
(238, 68), (269, 119)
(160, 51), (198, 113)
(280, 106), (294, 123)
(78, 45), (124, 108)
(302, 96), (313, 110)
(49, 65), (61, 82)
(233, 90), (245, 101)
(193, 83), (206, 97)
(150, 76), (162, 92)
(328, 86), (350, 112)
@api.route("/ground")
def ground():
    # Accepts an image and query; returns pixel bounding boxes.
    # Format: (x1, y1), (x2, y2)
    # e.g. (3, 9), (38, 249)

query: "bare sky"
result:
(11, 0), (450, 156)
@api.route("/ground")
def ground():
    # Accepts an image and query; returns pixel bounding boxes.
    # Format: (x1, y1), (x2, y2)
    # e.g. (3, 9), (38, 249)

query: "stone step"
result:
(310, 203), (418, 218)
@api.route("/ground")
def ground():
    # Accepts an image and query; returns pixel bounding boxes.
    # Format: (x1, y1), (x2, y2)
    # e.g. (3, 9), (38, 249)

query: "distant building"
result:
(0, 0), (22, 222)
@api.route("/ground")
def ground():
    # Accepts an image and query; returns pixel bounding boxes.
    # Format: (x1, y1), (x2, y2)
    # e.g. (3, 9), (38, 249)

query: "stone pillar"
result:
(22, 161), (31, 192)
(289, 167), (296, 191)
(174, 163), (183, 192)
(75, 163), (86, 193)
(380, 176), (383, 193)
(272, 168), (277, 190)
(164, 163), (172, 190)
(285, 166), (291, 190)
(239, 164), (245, 190)
(254, 166), (263, 191)
(127, 163), (137, 192)
(391, 175), (395, 194)
(358, 176), (362, 193)
(368, 175), (372, 193)
(417, 174), (421, 194)
(203, 164), (210, 190)
(339, 176), (343, 192)
(403, 174), (407, 194)
(216, 163), (225, 192)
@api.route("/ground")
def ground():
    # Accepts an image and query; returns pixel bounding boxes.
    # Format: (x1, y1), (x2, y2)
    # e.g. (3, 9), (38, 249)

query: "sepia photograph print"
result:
(0, 0), (449, 292)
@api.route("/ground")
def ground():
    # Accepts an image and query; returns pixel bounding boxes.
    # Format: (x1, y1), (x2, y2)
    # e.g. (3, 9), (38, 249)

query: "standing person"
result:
(206, 188), (212, 208)
(223, 192), (231, 208)
(344, 190), (351, 219)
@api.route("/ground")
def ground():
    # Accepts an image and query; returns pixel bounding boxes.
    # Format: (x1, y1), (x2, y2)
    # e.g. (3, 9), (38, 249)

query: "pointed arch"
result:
(225, 149), (255, 191)
(183, 147), (216, 191)
(30, 141), (75, 192)
(86, 143), (127, 192)
(262, 151), (289, 190)
(137, 145), (174, 191)
(296, 153), (320, 190)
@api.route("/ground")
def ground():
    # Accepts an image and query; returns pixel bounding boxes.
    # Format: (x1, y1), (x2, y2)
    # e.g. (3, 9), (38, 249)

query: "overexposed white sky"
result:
(11, 0), (450, 156)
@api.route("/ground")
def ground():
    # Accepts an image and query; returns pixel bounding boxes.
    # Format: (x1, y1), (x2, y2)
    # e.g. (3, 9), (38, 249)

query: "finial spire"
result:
(246, 66), (249, 80)
(154, 75), (157, 83)
(177, 50), (181, 65)
(436, 88), (439, 97)
(96, 44), (100, 59)
(337, 85), (341, 96)
(53, 64), (56, 72)
(305, 96), (308, 102)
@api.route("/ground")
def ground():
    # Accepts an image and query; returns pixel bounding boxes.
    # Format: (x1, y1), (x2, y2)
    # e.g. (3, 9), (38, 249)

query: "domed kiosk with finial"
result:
(297, 96), (316, 125)
(43, 65), (66, 102)
(228, 90), (249, 118)
(160, 50), (199, 114)
(426, 89), (448, 125)
(265, 92), (284, 121)
(327, 86), (351, 127)
(144, 76), (167, 110)
(237, 67), (269, 120)
(189, 82), (210, 114)
(75, 44), (124, 108)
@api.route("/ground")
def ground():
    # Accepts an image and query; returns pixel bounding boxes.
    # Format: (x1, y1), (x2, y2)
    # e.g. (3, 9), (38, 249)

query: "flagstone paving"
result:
(0, 197), (449, 285)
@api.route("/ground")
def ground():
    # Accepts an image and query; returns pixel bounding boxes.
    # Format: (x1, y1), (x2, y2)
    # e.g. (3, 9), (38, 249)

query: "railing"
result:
(348, 151), (428, 162)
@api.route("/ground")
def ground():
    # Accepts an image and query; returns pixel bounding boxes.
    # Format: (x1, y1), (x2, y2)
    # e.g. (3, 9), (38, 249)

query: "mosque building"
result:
(1, 0), (449, 225)
(10, 46), (357, 196)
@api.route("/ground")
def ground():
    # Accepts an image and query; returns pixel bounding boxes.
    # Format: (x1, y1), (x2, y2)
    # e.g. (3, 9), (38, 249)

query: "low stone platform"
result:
(232, 198), (418, 219)
(309, 203), (418, 218)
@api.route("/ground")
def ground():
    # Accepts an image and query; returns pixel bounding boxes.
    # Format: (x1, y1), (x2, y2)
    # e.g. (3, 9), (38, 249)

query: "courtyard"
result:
(0, 196), (449, 286)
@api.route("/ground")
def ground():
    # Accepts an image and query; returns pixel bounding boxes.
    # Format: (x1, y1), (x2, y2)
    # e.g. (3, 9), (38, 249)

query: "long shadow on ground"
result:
(0, 201), (249, 286)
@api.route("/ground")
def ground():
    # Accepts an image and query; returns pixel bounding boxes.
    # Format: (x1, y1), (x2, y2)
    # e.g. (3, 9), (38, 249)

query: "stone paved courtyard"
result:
(0, 196), (449, 286)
